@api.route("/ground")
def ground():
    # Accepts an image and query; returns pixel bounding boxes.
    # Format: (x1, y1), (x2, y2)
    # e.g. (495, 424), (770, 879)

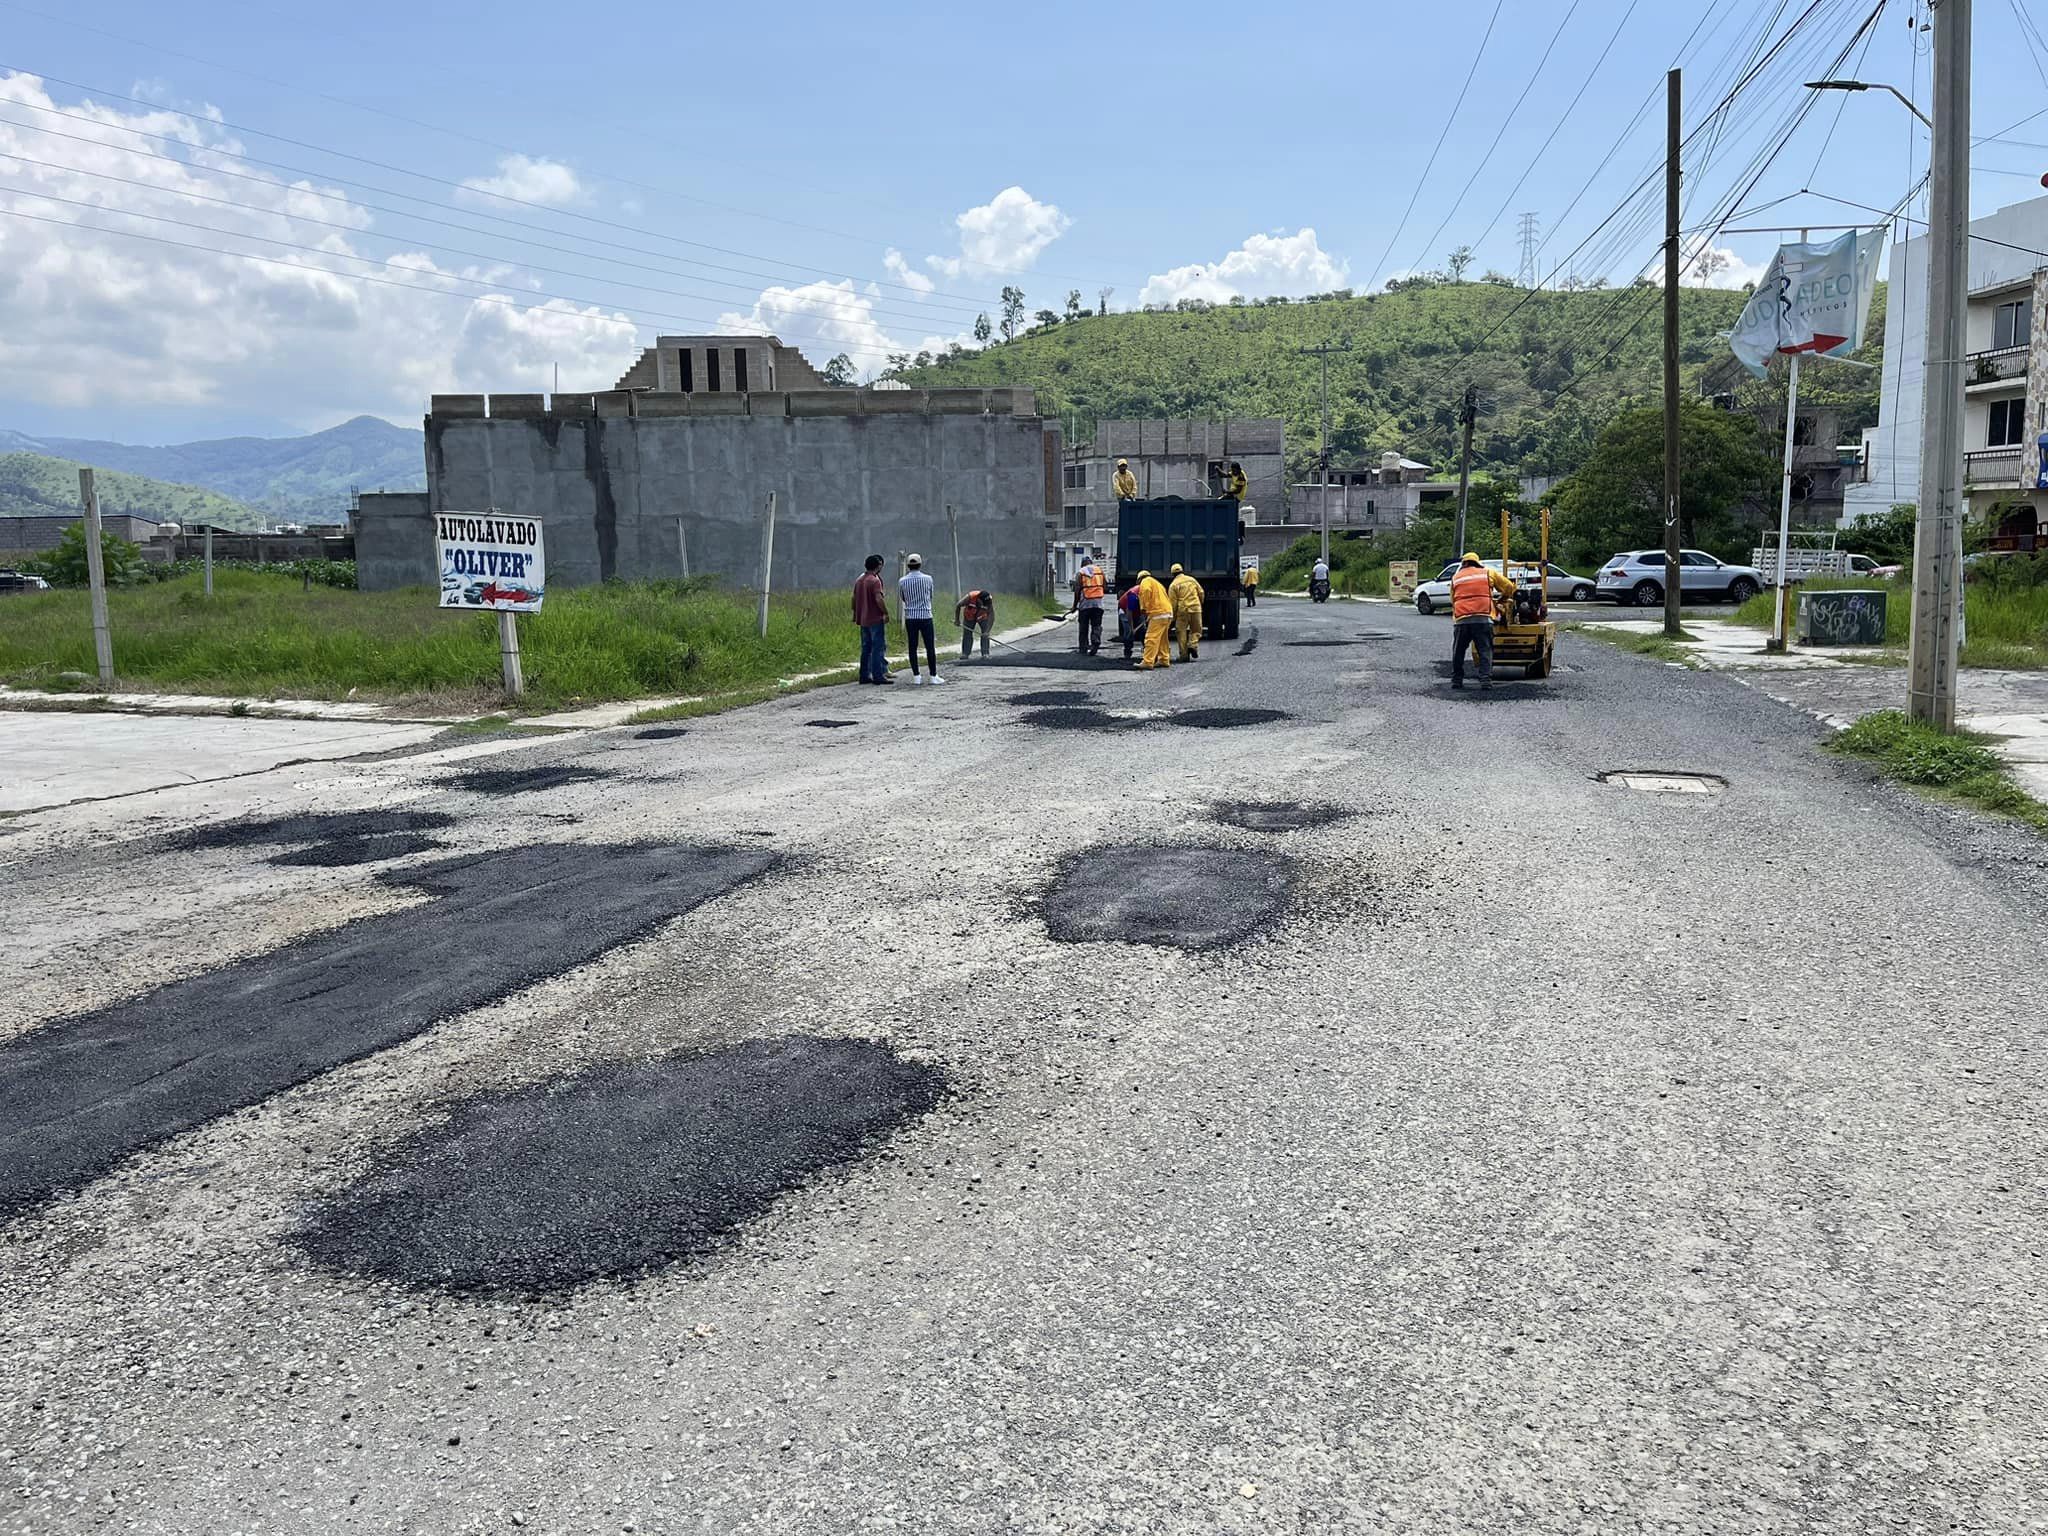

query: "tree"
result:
(30, 521), (146, 588)
(1000, 286), (1025, 342)
(1033, 308), (1060, 331)
(821, 353), (857, 386)
(1446, 246), (1474, 283)
(1694, 248), (1731, 286)
(1097, 286), (1114, 315)
(914, 350), (933, 368)
(885, 351), (911, 375)
(973, 313), (992, 345)
(1480, 269), (1514, 285)
(1550, 400), (1776, 565)
(1065, 289), (1084, 322)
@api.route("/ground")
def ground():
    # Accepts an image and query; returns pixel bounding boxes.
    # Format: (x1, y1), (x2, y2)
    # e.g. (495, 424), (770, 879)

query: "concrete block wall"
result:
(374, 393), (1052, 595)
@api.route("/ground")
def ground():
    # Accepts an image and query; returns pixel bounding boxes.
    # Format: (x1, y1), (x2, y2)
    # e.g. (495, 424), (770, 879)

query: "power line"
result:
(1362, 0), (1505, 292)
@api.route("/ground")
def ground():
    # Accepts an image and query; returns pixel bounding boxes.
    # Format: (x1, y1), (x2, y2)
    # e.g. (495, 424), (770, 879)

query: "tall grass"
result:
(0, 573), (1055, 708)
(1727, 575), (2048, 666)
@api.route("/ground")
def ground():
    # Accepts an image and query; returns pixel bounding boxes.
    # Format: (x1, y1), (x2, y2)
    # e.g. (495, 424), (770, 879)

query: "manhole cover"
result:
(1599, 771), (1727, 794)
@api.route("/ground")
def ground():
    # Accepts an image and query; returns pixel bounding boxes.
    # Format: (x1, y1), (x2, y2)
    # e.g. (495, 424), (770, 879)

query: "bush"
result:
(147, 557), (358, 588)
(21, 522), (147, 587)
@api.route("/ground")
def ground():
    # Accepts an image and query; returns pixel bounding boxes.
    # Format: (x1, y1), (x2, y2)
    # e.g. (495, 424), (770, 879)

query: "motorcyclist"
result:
(1310, 555), (1331, 602)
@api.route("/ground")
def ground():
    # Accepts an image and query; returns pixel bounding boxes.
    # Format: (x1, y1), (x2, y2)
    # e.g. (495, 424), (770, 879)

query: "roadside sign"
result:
(436, 512), (545, 611)
(1388, 561), (1419, 602)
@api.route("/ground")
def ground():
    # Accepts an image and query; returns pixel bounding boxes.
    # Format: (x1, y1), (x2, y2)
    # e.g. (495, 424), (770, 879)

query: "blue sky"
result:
(1, 0), (2044, 441)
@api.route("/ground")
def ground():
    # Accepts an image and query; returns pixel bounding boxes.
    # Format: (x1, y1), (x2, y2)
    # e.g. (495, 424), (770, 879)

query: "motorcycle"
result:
(1309, 576), (1331, 604)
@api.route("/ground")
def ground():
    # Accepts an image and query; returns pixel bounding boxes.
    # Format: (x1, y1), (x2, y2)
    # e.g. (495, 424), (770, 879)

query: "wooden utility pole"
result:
(1300, 341), (1351, 560)
(1452, 385), (1478, 556)
(77, 468), (113, 686)
(1662, 67), (1684, 638)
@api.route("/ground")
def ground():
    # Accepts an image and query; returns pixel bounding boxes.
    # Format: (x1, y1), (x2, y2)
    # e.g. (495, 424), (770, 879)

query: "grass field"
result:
(1829, 709), (2048, 834)
(1727, 576), (2048, 668)
(0, 573), (1057, 711)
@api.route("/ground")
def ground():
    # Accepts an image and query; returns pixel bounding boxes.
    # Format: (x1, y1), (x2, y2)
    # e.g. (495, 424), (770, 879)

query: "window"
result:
(679, 349), (694, 393)
(1996, 297), (2033, 350)
(733, 348), (748, 392)
(1063, 505), (1087, 529)
(1063, 465), (1090, 490)
(1792, 415), (1814, 446)
(1989, 397), (2026, 446)
(1681, 550), (1719, 566)
(707, 348), (722, 392)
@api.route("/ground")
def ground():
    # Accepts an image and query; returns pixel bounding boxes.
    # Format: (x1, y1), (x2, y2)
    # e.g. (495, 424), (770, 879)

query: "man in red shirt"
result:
(852, 554), (894, 684)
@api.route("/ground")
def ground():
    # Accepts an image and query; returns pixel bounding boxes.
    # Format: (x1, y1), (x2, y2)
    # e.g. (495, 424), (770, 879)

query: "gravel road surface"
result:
(2, 597), (2045, 1534)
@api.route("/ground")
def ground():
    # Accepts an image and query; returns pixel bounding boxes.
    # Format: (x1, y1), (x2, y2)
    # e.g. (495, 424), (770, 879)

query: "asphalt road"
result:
(3, 596), (2046, 1534)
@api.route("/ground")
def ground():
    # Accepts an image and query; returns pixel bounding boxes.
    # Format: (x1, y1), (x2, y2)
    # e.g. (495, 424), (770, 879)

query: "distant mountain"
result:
(0, 452), (267, 530)
(0, 415), (425, 521)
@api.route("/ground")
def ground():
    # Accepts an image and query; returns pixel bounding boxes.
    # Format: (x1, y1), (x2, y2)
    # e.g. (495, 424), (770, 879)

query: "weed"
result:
(1730, 577), (2048, 668)
(1575, 626), (1699, 666)
(1829, 709), (2048, 834)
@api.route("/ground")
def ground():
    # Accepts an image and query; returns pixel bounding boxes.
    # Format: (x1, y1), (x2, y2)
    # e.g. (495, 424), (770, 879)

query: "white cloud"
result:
(0, 73), (642, 425)
(1692, 244), (1770, 289)
(457, 153), (583, 206)
(1139, 228), (1348, 306)
(925, 186), (1070, 279)
(717, 279), (899, 372)
(882, 247), (935, 294)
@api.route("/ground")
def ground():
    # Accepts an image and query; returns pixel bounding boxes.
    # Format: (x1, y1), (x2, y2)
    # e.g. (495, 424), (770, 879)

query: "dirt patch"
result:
(1042, 845), (1295, 949)
(0, 843), (779, 1222)
(440, 764), (609, 796)
(635, 727), (689, 741)
(1168, 708), (1291, 729)
(1008, 689), (1095, 706)
(804, 719), (860, 729)
(293, 1037), (945, 1295)
(269, 832), (445, 868)
(160, 809), (456, 853)
(1209, 801), (1355, 833)
(1016, 707), (1137, 733)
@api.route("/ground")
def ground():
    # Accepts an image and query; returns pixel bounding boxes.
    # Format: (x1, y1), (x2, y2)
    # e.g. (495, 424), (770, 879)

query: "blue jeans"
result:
(859, 623), (888, 681)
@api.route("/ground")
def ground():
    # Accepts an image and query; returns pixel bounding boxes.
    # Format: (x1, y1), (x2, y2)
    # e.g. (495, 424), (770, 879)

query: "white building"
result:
(1848, 192), (2048, 552)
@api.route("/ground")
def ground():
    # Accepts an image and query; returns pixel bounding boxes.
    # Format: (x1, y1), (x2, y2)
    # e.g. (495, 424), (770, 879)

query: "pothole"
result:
(1168, 708), (1291, 729)
(1597, 770), (1728, 794)
(269, 832), (445, 868)
(160, 809), (455, 852)
(293, 1037), (946, 1295)
(804, 719), (859, 729)
(440, 764), (609, 795)
(1209, 801), (1354, 833)
(1017, 707), (1135, 732)
(1043, 845), (1294, 949)
(635, 727), (689, 740)
(1009, 689), (1095, 706)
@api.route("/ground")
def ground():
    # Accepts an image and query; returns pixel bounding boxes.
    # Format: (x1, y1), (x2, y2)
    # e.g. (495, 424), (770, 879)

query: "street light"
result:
(1804, 79), (1933, 129)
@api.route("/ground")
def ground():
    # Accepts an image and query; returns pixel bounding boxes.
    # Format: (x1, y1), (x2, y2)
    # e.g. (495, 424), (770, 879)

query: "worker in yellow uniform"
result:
(1113, 457), (1139, 501)
(1242, 562), (1258, 607)
(1133, 569), (1173, 670)
(1166, 563), (1205, 662)
(1449, 551), (1518, 691)
(1224, 461), (1248, 502)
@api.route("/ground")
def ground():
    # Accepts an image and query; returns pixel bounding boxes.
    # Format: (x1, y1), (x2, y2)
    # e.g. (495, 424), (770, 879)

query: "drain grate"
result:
(1600, 770), (1727, 794)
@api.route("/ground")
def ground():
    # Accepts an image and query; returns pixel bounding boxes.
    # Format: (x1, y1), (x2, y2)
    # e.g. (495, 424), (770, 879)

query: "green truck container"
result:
(1115, 497), (1243, 640)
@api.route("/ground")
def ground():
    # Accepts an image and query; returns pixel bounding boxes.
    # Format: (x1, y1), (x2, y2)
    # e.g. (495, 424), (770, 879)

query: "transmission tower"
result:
(1516, 212), (1541, 289)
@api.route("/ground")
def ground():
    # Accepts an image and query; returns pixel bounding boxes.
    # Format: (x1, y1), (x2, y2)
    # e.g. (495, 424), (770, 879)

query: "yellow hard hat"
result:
(1461, 551), (1481, 564)
(1137, 570), (1151, 580)
(1170, 563), (1184, 575)
(1116, 457), (1129, 467)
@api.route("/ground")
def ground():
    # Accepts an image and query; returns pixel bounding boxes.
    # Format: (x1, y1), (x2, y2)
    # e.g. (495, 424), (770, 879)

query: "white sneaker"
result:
(929, 674), (946, 686)
(911, 674), (925, 686)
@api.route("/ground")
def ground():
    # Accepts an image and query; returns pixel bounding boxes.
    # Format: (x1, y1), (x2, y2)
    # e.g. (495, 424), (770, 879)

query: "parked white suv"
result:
(1594, 549), (1763, 606)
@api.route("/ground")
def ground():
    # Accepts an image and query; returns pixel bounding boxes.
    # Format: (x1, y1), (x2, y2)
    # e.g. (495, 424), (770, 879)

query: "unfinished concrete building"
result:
(1060, 419), (1286, 535)
(612, 335), (830, 394)
(355, 386), (1059, 596)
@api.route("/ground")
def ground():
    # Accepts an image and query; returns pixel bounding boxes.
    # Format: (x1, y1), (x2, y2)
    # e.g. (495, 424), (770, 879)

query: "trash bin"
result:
(1796, 587), (1887, 646)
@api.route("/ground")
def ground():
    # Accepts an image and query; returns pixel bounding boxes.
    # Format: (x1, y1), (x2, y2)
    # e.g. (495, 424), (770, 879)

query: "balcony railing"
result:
(1964, 445), (2026, 485)
(1966, 344), (2030, 387)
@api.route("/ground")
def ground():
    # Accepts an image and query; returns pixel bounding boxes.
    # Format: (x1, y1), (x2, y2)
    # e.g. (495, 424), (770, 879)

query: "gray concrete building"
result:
(1, 513), (160, 559)
(1059, 419), (1286, 536)
(1289, 453), (1459, 532)
(613, 334), (829, 394)
(356, 387), (1057, 595)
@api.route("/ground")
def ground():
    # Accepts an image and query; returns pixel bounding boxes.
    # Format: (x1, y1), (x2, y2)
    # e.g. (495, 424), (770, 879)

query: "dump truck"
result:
(1115, 497), (1243, 640)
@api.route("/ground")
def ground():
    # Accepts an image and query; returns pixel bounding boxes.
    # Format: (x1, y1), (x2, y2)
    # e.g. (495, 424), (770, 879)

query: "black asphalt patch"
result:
(1233, 629), (1259, 656)
(635, 727), (689, 740)
(1008, 689), (1095, 706)
(966, 650), (1121, 671)
(1282, 639), (1364, 648)
(268, 831), (444, 868)
(1167, 707), (1291, 729)
(160, 808), (455, 853)
(439, 764), (609, 796)
(1209, 801), (1355, 833)
(1016, 707), (1137, 733)
(294, 1037), (946, 1295)
(1043, 845), (1295, 949)
(0, 842), (778, 1222)
(804, 719), (859, 729)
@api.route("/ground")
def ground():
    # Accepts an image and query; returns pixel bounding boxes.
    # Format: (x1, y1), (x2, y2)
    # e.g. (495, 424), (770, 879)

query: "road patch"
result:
(1041, 845), (1294, 949)
(634, 727), (689, 740)
(804, 719), (859, 729)
(0, 842), (779, 1222)
(269, 831), (445, 868)
(1008, 690), (1095, 706)
(161, 808), (456, 853)
(293, 1036), (946, 1294)
(1209, 801), (1355, 833)
(439, 764), (609, 795)
(1167, 708), (1290, 729)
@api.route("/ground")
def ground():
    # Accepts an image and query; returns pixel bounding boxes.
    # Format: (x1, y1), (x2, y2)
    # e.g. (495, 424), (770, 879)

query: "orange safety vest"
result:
(961, 590), (993, 623)
(1450, 565), (1500, 620)
(1077, 568), (1106, 600)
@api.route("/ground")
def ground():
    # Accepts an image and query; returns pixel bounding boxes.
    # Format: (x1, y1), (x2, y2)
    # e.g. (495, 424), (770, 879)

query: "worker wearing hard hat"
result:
(1133, 569), (1173, 670)
(1224, 461), (1248, 502)
(1242, 562), (1259, 607)
(1112, 458), (1139, 501)
(1166, 563), (1205, 662)
(1449, 551), (1518, 691)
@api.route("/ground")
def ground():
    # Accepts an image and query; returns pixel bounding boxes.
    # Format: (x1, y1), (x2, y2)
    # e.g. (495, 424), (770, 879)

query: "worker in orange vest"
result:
(1133, 570), (1174, 669)
(1449, 551), (1518, 691)
(1071, 558), (1107, 655)
(955, 587), (996, 659)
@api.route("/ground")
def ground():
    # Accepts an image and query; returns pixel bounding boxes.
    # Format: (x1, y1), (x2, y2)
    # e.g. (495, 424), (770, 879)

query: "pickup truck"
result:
(1748, 548), (1890, 584)
(1116, 497), (1242, 639)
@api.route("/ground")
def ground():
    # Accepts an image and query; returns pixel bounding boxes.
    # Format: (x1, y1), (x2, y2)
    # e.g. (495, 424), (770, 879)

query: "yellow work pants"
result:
(1174, 607), (1202, 659)
(1140, 614), (1172, 668)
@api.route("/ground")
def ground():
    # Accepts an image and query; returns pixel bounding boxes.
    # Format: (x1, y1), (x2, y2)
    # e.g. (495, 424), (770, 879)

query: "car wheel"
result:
(1727, 577), (1759, 603)
(1569, 584), (1594, 603)
(1632, 580), (1663, 607)
(1415, 592), (1434, 615)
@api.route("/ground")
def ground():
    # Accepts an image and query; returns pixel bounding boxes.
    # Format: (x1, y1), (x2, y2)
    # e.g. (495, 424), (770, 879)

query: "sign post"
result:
(434, 509), (546, 701)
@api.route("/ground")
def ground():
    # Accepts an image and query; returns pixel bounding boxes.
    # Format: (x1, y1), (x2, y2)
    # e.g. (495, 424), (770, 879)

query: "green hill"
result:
(0, 452), (266, 530)
(900, 280), (1884, 483)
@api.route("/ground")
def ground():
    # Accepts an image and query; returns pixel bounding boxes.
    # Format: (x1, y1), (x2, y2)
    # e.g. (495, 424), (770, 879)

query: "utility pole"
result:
(1300, 341), (1350, 560)
(76, 468), (113, 687)
(1769, 231), (1811, 653)
(1661, 67), (1684, 639)
(1452, 385), (1478, 556)
(1908, 0), (1970, 728)
(757, 491), (777, 639)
